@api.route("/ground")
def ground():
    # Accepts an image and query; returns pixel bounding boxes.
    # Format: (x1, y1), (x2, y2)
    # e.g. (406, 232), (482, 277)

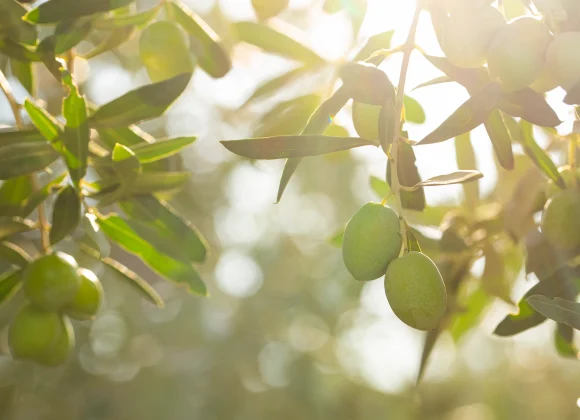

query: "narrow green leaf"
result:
(252, 0), (288, 20)
(222, 135), (376, 160)
(0, 0), (37, 45)
(484, 109), (514, 170)
(0, 172), (66, 218)
(240, 66), (309, 108)
(120, 195), (208, 263)
(24, 98), (64, 144)
(527, 295), (580, 330)
(80, 243), (164, 308)
(0, 142), (59, 179)
(93, 4), (161, 29)
(504, 117), (564, 188)
(167, 0), (231, 78)
(255, 94), (321, 137)
(454, 132), (479, 207)
(419, 83), (501, 145)
(89, 73), (192, 128)
(97, 125), (155, 149)
(49, 185), (81, 245)
(403, 170), (483, 192)
(413, 76), (453, 91)
(0, 218), (35, 239)
(328, 229), (344, 248)
(0, 269), (23, 307)
(54, 19), (93, 54)
(81, 25), (135, 59)
(404, 222), (422, 253)
(0, 129), (46, 146)
(0, 241), (31, 267)
(450, 287), (489, 342)
(339, 62), (395, 106)
(0, 38), (40, 62)
(128, 136), (196, 163)
(97, 213), (207, 296)
(61, 69), (90, 185)
(233, 21), (325, 66)
(24, 0), (135, 24)
(370, 175), (391, 199)
(9, 59), (34, 94)
(276, 86), (351, 202)
(422, 54), (490, 91)
(403, 96), (426, 124)
(378, 97), (396, 153)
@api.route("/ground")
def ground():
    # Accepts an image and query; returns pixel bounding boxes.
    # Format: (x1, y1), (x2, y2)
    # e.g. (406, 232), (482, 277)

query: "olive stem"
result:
(389, 3), (422, 251)
(0, 70), (51, 253)
(570, 134), (578, 188)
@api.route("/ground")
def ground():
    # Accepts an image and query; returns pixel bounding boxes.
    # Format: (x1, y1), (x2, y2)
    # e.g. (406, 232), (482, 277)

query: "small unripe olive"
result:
(352, 101), (381, 142)
(23, 252), (81, 310)
(546, 31), (580, 90)
(64, 268), (103, 320)
(384, 252), (447, 331)
(342, 202), (402, 281)
(487, 18), (553, 91)
(541, 189), (580, 251)
(440, 5), (505, 68)
(9, 304), (63, 361)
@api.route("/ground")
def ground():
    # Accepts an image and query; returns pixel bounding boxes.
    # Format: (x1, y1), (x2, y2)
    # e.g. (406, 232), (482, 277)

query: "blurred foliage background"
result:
(1, 0), (580, 419)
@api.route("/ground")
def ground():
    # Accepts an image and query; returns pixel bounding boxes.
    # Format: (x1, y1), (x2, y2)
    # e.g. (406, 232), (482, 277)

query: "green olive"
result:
(342, 202), (402, 281)
(9, 304), (63, 361)
(541, 189), (580, 251)
(384, 252), (447, 331)
(23, 252), (81, 310)
(64, 268), (103, 320)
(352, 101), (381, 142)
(546, 31), (580, 90)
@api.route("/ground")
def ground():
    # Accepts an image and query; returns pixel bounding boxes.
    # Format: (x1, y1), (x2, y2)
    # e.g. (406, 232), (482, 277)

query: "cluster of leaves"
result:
(220, 0), (580, 379)
(0, 0), (242, 313)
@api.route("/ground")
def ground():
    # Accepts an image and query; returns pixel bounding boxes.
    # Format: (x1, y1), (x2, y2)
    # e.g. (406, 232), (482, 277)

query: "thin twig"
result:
(389, 3), (422, 250)
(0, 69), (51, 252)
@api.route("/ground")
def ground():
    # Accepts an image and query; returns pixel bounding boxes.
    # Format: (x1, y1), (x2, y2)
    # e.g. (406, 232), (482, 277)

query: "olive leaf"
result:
(339, 62), (395, 106)
(0, 242), (32, 267)
(401, 170), (483, 192)
(222, 135), (376, 160)
(483, 109), (514, 170)
(25, 0), (135, 24)
(527, 295), (580, 330)
(0, 141), (59, 179)
(10, 59), (34, 94)
(554, 323), (579, 359)
(0, 269), (23, 307)
(0, 0), (36, 45)
(49, 185), (81, 245)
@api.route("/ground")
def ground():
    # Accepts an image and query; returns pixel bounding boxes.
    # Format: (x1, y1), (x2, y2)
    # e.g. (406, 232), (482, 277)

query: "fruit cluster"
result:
(8, 252), (103, 366)
(342, 203), (447, 331)
(438, 2), (580, 93)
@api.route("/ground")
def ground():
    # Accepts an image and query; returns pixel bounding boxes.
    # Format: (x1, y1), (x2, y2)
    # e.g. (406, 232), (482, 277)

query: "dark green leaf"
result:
(0, 242), (32, 267)
(353, 30), (394, 62)
(527, 295), (580, 330)
(339, 62), (395, 106)
(387, 142), (425, 211)
(0, 176), (33, 210)
(419, 83), (501, 145)
(167, 0), (231, 78)
(554, 323), (578, 358)
(0, 0), (37, 45)
(81, 25), (135, 59)
(233, 21), (325, 67)
(0, 218), (35, 239)
(494, 268), (578, 336)
(0, 172), (66, 218)
(89, 73), (192, 128)
(0, 269), (23, 307)
(0, 129), (46, 146)
(0, 38), (40, 61)
(276, 86), (351, 202)
(80, 243), (164, 308)
(97, 213), (207, 296)
(54, 19), (93, 54)
(222, 135), (376, 160)
(24, 0), (135, 24)
(484, 109), (514, 170)
(49, 185), (81, 245)
(61, 69), (90, 185)
(9, 59), (34, 94)
(504, 118), (564, 188)
(403, 96), (425, 124)
(0, 141), (59, 179)
(120, 195), (208, 263)
(499, 88), (561, 127)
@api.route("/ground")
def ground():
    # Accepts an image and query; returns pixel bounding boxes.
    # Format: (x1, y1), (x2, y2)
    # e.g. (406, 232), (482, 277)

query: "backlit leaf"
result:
(49, 185), (81, 245)
(0, 141), (59, 179)
(484, 109), (514, 170)
(25, 0), (135, 24)
(403, 96), (426, 124)
(0, 269), (22, 307)
(0, 242), (32, 267)
(527, 295), (580, 330)
(403, 170), (483, 191)
(339, 62), (395, 106)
